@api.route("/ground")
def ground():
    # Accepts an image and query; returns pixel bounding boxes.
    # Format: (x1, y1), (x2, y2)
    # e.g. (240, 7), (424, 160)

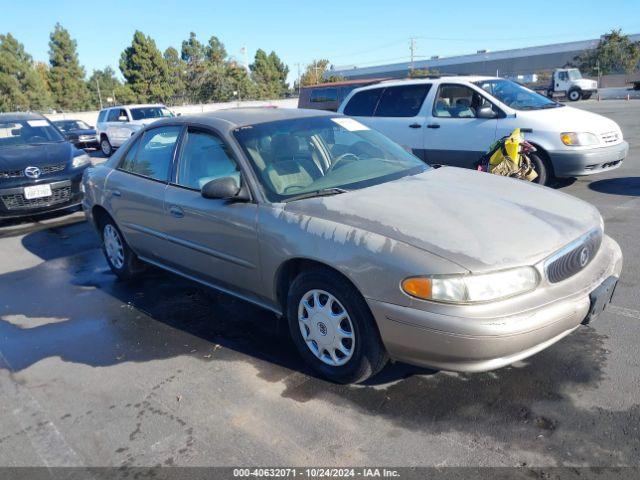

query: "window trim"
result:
(115, 124), (184, 184)
(431, 82), (504, 119)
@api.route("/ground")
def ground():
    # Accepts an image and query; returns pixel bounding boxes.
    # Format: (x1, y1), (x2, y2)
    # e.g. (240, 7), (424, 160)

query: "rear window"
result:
(374, 84), (430, 117)
(343, 88), (383, 116)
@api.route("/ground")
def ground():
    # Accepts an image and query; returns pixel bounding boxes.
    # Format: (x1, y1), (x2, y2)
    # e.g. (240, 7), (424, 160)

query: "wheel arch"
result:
(527, 142), (556, 179)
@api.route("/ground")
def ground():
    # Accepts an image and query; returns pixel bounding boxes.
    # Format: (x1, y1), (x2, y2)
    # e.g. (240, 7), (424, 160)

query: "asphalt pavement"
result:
(0, 102), (639, 470)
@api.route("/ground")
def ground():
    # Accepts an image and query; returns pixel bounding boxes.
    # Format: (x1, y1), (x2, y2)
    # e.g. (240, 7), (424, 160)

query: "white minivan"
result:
(96, 104), (173, 156)
(338, 77), (628, 185)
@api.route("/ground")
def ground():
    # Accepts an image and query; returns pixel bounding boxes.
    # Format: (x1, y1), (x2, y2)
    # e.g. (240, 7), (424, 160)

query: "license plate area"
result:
(583, 276), (618, 324)
(24, 184), (53, 200)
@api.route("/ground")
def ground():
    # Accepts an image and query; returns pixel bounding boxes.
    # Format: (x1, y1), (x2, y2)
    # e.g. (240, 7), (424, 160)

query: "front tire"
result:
(568, 88), (582, 101)
(100, 137), (113, 157)
(529, 152), (549, 185)
(287, 268), (388, 384)
(100, 217), (143, 280)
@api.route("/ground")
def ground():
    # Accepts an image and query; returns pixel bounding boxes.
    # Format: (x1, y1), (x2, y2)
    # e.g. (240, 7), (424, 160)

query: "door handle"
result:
(112, 190), (122, 197)
(427, 124), (440, 129)
(169, 205), (184, 218)
(409, 123), (422, 129)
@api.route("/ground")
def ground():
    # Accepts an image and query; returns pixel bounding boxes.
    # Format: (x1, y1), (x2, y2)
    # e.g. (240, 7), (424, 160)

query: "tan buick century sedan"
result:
(82, 108), (622, 383)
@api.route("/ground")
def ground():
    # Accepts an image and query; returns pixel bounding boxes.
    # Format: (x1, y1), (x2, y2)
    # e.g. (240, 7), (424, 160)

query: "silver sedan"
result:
(82, 108), (622, 383)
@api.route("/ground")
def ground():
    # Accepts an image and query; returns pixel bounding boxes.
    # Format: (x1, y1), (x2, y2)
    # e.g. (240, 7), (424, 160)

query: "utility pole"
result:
(409, 37), (416, 75)
(295, 62), (302, 94)
(313, 61), (322, 85)
(96, 78), (103, 110)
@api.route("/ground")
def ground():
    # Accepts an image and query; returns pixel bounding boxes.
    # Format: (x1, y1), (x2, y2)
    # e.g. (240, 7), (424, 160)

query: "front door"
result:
(106, 125), (182, 260)
(161, 127), (261, 297)
(423, 83), (499, 168)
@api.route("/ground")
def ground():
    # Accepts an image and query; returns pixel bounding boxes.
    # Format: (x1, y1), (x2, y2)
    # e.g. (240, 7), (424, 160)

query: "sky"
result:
(1, 0), (639, 84)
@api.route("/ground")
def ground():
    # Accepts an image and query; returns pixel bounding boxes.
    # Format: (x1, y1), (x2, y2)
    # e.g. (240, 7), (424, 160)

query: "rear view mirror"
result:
(477, 106), (498, 119)
(201, 176), (250, 202)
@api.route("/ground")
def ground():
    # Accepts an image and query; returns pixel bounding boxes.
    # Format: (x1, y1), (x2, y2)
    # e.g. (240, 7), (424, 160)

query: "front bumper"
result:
(549, 141), (628, 177)
(0, 171), (86, 219)
(366, 235), (622, 372)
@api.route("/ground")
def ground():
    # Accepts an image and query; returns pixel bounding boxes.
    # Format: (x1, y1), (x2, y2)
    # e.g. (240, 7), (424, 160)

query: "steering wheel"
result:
(327, 153), (359, 173)
(282, 184), (307, 194)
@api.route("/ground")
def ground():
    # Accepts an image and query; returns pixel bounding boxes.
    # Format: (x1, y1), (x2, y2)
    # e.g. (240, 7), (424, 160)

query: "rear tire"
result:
(99, 216), (143, 280)
(287, 268), (388, 384)
(100, 137), (113, 157)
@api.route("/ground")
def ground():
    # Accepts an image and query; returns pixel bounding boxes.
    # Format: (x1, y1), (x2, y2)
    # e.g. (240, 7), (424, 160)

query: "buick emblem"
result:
(317, 322), (328, 336)
(24, 166), (41, 179)
(579, 247), (590, 267)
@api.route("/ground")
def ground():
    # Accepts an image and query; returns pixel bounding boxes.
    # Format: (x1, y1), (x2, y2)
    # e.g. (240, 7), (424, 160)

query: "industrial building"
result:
(328, 34), (640, 80)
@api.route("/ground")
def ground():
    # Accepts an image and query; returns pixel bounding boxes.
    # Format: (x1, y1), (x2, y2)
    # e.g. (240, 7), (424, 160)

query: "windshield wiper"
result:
(284, 187), (349, 202)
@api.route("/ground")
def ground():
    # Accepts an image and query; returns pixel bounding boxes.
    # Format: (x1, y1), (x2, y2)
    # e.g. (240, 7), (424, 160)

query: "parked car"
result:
(52, 119), (99, 149)
(298, 78), (387, 111)
(338, 76), (628, 185)
(0, 112), (92, 219)
(96, 104), (173, 157)
(82, 108), (622, 384)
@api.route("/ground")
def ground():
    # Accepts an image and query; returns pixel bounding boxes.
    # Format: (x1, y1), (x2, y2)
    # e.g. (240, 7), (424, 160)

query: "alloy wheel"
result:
(103, 224), (124, 270)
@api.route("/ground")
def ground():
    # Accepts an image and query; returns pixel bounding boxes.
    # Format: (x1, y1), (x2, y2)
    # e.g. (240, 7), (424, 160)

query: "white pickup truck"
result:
(96, 104), (173, 156)
(338, 76), (627, 185)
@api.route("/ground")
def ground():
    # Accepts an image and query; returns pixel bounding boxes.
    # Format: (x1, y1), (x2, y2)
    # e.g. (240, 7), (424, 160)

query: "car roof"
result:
(352, 75), (497, 91)
(0, 112), (47, 122)
(101, 104), (166, 111)
(172, 107), (336, 128)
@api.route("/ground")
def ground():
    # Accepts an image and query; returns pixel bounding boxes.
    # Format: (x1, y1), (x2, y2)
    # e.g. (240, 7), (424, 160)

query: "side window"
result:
(433, 84), (491, 119)
(98, 110), (107, 123)
(118, 109), (129, 122)
(343, 88), (383, 116)
(310, 88), (338, 103)
(176, 129), (240, 190)
(106, 109), (119, 122)
(374, 84), (431, 117)
(558, 71), (568, 81)
(119, 126), (181, 181)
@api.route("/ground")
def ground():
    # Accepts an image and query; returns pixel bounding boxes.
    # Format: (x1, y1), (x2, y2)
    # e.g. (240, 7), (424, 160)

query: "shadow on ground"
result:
(588, 177), (640, 197)
(0, 221), (639, 465)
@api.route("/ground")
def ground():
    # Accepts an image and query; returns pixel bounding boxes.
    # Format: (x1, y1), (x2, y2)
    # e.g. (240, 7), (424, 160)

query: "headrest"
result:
(271, 134), (299, 161)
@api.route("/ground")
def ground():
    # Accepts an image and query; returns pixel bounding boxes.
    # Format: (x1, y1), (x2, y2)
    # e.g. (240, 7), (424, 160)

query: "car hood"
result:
(284, 167), (601, 272)
(519, 105), (620, 135)
(0, 141), (73, 170)
(68, 129), (96, 136)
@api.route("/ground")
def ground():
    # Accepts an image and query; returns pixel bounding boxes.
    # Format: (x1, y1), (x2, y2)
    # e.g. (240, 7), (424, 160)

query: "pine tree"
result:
(48, 23), (90, 111)
(88, 66), (124, 109)
(0, 34), (52, 112)
(119, 31), (173, 103)
(164, 47), (187, 104)
(250, 49), (289, 99)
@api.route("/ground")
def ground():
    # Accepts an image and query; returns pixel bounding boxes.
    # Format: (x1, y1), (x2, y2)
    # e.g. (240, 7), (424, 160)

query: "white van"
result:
(337, 77), (628, 185)
(96, 104), (173, 156)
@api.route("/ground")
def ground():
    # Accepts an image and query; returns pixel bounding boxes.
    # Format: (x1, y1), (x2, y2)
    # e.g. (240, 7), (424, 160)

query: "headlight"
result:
(401, 267), (539, 304)
(560, 132), (599, 146)
(72, 153), (91, 169)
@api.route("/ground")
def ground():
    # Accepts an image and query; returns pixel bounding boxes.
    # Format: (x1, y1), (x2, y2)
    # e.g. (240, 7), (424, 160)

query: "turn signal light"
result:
(401, 277), (432, 300)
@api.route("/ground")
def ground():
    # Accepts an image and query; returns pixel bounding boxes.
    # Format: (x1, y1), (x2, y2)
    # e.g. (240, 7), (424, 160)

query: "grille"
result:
(545, 229), (602, 283)
(600, 131), (620, 144)
(1, 185), (72, 211)
(0, 163), (66, 179)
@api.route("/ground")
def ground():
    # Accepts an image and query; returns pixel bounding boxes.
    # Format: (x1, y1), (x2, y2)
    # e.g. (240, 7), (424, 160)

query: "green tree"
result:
(87, 66), (136, 108)
(48, 23), (90, 111)
(205, 36), (227, 66)
(164, 47), (187, 104)
(409, 67), (440, 78)
(299, 59), (344, 86)
(576, 29), (640, 75)
(226, 61), (255, 100)
(181, 32), (207, 102)
(250, 49), (289, 99)
(119, 31), (173, 103)
(0, 33), (52, 112)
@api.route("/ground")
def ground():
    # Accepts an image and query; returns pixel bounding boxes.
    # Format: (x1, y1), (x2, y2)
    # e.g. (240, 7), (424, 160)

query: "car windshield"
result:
(0, 119), (65, 148)
(474, 79), (562, 110)
(130, 107), (173, 121)
(567, 69), (583, 81)
(54, 120), (91, 131)
(234, 115), (427, 202)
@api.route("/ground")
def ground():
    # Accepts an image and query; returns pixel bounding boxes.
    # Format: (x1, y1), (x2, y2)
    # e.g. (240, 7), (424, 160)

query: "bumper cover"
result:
(366, 235), (622, 372)
(549, 141), (628, 177)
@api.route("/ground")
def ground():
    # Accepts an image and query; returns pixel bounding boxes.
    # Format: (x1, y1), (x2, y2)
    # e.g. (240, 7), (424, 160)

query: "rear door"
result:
(107, 108), (132, 147)
(422, 83), (499, 168)
(105, 125), (183, 261)
(161, 126), (261, 296)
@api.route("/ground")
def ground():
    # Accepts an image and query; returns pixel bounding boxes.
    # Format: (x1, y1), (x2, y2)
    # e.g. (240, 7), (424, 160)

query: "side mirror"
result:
(477, 106), (498, 119)
(89, 125), (95, 129)
(201, 176), (250, 201)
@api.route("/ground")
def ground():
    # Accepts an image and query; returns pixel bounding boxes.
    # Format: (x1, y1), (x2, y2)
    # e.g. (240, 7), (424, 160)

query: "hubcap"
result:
(103, 224), (124, 269)
(101, 140), (111, 154)
(298, 289), (355, 367)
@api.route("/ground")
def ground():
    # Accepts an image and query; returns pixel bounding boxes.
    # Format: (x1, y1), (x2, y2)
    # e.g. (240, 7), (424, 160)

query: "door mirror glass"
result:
(477, 106), (498, 119)
(201, 176), (249, 201)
